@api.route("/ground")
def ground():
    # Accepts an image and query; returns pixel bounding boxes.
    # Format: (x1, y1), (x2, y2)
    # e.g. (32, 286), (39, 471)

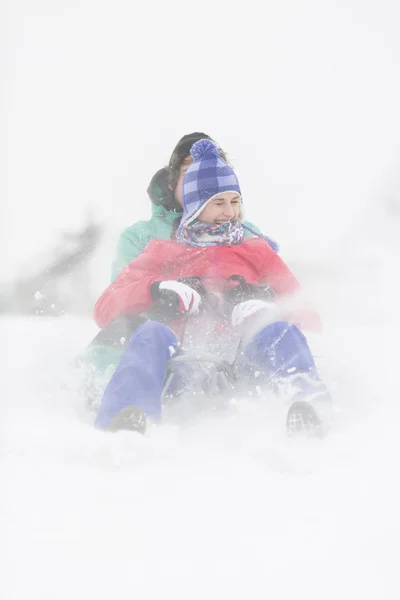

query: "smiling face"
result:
(197, 192), (241, 224)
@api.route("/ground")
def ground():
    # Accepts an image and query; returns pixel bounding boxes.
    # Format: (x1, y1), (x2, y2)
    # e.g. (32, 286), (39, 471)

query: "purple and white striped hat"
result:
(178, 139), (242, 228)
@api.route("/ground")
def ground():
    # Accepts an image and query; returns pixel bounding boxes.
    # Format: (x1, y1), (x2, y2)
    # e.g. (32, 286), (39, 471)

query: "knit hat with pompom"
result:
(179, 139), (242, 228)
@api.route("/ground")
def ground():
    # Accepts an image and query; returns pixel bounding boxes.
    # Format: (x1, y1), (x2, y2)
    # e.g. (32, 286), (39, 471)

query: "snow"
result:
(3, 243), (400, 599)
(4, 1), (400, 598)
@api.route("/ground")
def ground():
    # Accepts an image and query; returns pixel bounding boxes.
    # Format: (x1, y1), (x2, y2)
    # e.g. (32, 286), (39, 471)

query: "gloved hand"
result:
(178, 276), (220, 313)
(231, 299), (276, 327)
(224, 275), (276, 306)
(151, 280), (201, 315)
(177, 276), (208, 299)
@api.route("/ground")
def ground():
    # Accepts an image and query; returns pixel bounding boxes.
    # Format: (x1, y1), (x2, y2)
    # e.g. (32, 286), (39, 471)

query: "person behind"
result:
(93, 139), (332, 435)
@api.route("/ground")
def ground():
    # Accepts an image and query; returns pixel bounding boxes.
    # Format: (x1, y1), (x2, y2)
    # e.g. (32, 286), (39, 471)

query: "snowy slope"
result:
(3, 206), (400, 599)
(4, 1), (400, 598)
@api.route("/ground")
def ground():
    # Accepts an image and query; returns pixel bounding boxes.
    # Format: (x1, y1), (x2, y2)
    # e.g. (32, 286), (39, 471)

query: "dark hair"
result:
(167, 133), (230, 191)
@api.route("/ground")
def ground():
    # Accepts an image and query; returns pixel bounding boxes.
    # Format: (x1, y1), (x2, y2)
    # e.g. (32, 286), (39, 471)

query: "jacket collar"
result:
(150, 202), (181, 223)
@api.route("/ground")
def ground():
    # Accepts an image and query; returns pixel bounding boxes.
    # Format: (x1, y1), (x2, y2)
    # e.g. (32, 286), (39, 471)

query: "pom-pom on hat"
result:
(179, 139), (242, 228)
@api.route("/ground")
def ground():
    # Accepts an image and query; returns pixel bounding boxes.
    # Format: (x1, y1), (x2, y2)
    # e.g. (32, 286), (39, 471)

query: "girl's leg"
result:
(240, 321), (332, 430)
(95, 321), (178, 429)
(241, 321), (318, 380)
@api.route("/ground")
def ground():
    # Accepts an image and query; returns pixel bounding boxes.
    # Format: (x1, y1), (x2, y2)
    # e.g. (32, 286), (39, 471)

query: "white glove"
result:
(158, 280), (201, 315)
(231, 299), (276, 327)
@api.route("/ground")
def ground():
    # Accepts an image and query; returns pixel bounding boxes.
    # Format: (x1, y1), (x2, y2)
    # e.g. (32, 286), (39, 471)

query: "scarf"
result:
(176, 220), (244, 248)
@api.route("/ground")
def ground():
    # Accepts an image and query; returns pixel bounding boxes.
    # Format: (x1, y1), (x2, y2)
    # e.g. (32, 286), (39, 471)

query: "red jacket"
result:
(94, 238), (322, 332)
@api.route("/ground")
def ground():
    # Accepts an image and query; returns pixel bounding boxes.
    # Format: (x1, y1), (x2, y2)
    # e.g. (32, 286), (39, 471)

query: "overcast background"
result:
(3, 3), (400, 599)
(4, 0), (400, 292)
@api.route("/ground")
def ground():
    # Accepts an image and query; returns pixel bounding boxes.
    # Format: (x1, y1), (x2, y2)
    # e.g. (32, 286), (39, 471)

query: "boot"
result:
(108, 406), (146, 434)
(286, 400), (321, 437)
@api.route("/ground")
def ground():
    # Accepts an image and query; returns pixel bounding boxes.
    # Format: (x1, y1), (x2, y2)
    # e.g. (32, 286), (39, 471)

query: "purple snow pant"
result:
(95, 320), (321, 429)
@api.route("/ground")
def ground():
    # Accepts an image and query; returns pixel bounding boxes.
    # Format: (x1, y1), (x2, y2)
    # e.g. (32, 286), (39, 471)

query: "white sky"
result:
(4, 0), (400, 283)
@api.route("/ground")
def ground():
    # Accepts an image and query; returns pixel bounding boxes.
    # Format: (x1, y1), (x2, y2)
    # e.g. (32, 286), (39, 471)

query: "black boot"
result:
(108, 406), (147, 434)
(286, 401), (321, 437)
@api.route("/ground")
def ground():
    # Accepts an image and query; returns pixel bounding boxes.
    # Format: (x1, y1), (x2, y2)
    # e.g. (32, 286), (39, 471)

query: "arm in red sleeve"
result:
(259, 249), (322, 333)
(94, 240), (166, 328)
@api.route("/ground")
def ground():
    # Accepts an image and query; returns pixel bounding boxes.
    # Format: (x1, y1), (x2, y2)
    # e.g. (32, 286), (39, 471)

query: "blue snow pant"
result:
(95, 319), (321, 429)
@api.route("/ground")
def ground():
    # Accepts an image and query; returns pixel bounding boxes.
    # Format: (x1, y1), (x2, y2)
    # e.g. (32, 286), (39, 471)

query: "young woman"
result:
(93, 139), (331, 434)
(78, 133), (278, 405)
(111, 132), (276, 280)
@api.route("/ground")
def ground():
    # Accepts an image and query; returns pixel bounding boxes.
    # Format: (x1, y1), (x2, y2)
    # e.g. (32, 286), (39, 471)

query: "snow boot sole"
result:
(286, 400), (321, 437)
